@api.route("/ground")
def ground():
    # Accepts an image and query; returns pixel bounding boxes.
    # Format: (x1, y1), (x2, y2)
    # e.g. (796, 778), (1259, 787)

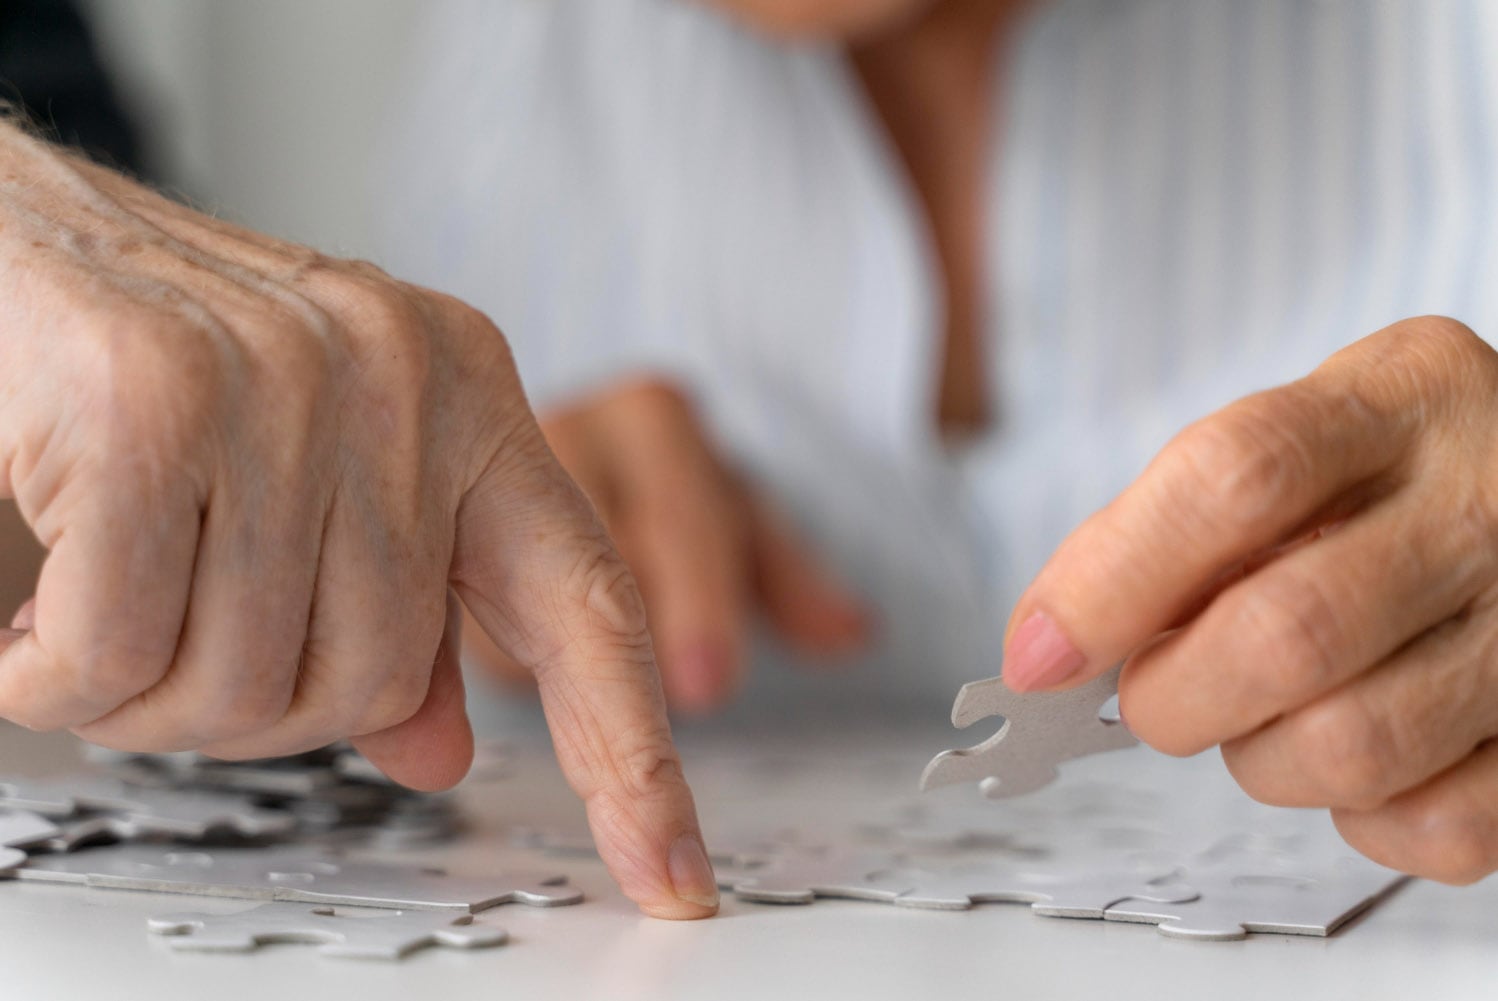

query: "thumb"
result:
(350, 590), (474, 792)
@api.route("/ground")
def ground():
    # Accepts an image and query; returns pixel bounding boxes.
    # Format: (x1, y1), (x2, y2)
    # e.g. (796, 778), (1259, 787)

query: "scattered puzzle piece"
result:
(0, 776), (294, 838)
(148, 901), (508, 959)
(14, 845), (582, 912)
(0, 809), (60, 850)
(921, 666), (1137, 799)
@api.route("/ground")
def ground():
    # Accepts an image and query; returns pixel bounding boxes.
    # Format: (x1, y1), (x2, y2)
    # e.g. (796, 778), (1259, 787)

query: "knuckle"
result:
(567, 540), (652, 645)
(1403, 315), (1487, 368)
(1159, 399), (1307, 534)
(1352, 316), (1496, 409)
(85, 314), (222, 446)
(356, 671), (431, 734)
(431, 293), (516, 369)
(1290, 698), (1397, 809)
(65, 644), (167, 709)
(610, 724), (688, 801)
(199, 684), (295, 742)
(1232, 572), (1346, 701)
(1220, 741), (1288, 806)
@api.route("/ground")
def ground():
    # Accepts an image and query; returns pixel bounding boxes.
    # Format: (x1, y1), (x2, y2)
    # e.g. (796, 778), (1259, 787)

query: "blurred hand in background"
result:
(465, 379), (873, 714)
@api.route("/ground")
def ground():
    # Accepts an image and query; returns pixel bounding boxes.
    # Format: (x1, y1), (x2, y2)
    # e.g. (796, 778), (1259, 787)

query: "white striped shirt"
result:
(382, 0), (1498, 712)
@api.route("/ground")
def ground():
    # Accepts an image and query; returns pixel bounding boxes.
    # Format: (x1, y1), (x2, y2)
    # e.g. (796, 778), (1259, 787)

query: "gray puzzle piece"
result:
(880, 861), (1197, 916)
(148, 901), (508, 959)
(921, 665), (1137, 799)
(1104, 856), (1406, 940)
(514, 825), (777, 871)
(0, 809), (61, 850)
(14, 845), (581, 912)
(722, 849), (916, 905)
(0, 776), (294, 838)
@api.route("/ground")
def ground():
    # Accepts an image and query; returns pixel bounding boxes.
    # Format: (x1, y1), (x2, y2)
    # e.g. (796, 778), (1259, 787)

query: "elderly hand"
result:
(464, 379), (872, 713)
(1004, 317), (1498, 884)
(0, 124), (717, 918)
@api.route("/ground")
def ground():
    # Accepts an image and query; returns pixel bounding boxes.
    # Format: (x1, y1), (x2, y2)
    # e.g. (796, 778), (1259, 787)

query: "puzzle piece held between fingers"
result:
(148, 902), (508, 959)
(920, 665), (1137, 799)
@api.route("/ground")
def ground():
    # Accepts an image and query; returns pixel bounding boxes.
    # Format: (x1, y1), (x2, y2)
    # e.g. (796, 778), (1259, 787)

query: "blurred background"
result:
(80, 0), (417, 256)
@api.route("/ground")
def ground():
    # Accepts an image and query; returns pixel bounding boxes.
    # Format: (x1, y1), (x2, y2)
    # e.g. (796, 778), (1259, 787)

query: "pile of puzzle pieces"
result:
(0, 744), (582, 959)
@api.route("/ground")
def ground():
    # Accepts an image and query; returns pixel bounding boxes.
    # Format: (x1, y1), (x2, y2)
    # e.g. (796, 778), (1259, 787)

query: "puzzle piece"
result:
(920, 665), (1137, 799)
(1104, 855), (1406, 940)
(718, 845), (1197, 918)
(720, 848), (914, 905)
(0, 808), (64, 866)
(0, 776), (294, 838)
(148, 901), (508, 959)
(880, 861), (1196, 916)
(0, 809), (60, 850)
(14, 845), (582, 912)
(513, 825), (778, 870)
(37, 816), (151, 853)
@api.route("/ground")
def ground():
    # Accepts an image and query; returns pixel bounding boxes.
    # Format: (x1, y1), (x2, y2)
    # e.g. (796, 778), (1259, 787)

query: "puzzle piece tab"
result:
(148, 901), (508, 959)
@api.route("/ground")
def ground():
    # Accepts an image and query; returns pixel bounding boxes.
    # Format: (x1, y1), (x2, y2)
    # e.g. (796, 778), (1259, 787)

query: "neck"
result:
(850, 0), (1029, 437)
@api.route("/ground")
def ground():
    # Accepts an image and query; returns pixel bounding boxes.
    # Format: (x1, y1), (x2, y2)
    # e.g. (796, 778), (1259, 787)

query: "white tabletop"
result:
(1, 711), (1495, 1001)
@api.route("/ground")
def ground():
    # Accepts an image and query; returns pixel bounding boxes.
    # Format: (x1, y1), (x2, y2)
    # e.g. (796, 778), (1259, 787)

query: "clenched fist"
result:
(1006, 317), (1498, 885)
(0, 123), (717, 918)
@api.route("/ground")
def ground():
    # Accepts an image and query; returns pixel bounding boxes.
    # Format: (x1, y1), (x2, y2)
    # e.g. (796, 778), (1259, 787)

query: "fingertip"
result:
(1001, 610), (1089, 692)
(604, 825), (720, 920)
(639, 896), (720, 920)
(662, 640), (740, 716)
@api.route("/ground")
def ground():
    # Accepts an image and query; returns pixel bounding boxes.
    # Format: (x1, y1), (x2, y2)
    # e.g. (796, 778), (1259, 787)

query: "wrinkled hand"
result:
(0, 124), (717, 917)
(465, 379), (871, 713)
(1005, 317), (1498, 884)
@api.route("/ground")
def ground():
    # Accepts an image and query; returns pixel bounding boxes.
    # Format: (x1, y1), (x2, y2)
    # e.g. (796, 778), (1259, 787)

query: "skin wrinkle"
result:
(0, 122), (718, 916)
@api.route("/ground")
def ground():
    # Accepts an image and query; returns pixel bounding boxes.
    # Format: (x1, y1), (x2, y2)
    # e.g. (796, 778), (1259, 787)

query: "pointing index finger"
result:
(453, 418), (718, 920)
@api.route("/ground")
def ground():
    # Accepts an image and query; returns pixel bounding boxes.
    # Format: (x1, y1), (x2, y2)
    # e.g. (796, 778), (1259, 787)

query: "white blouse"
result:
(381, 0), (1498, 716)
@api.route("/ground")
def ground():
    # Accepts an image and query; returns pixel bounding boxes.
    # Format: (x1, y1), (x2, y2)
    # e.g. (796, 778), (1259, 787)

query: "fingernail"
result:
(1003, 611), (1087, 692)
(668, 644), (735, 714)
(668, 833), (720, 910)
